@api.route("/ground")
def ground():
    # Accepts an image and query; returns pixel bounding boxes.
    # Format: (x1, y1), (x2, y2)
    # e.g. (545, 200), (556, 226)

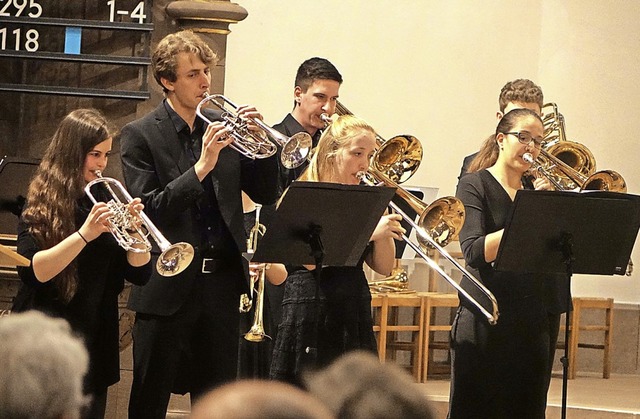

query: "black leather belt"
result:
(200, 258), (226, 274)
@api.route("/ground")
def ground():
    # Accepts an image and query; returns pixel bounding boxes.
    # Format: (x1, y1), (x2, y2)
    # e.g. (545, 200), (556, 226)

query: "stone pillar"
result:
(165, 0), (248, 94)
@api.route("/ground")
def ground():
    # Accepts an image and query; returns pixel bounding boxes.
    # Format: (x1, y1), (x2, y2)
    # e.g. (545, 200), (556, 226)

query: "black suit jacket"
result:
(120, 102), (280, 316)
(459, 152), (478, 181)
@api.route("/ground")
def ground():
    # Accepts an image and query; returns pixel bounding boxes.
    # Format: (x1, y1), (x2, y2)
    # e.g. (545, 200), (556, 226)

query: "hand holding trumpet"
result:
(77, 202), (114, 243)
(195, 122), (233, 180)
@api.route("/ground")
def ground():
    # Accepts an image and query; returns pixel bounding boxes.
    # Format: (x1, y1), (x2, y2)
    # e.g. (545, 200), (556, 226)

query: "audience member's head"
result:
(304, 351), (435, 419)
(189, 379), (333, 419)
(0, 311), (89, 419)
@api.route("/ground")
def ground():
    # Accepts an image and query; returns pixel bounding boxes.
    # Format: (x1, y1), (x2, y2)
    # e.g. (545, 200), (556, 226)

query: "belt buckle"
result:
(202, 258), (213, 274)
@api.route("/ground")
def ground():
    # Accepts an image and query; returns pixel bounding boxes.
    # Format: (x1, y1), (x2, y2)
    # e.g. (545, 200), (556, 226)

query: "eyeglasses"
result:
(504, 131), (544, 148)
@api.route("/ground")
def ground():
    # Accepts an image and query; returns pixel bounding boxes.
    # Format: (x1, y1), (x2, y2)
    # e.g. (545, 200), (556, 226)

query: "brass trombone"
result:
(239, 204), (270, 342)
(368, 142), (465, 248)
(334, 100), (423, 184)
(524, 152), (627, 192)
(85, 171), (194, 277)
(368, 260), (412, 293)
(537, 103), (627, 192)
(196, 94), (313, 169)
(357, 171), (499, 325)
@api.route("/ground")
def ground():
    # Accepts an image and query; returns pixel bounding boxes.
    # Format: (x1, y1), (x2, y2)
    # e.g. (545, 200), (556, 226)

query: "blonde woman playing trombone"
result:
(267, 114), (405, 385)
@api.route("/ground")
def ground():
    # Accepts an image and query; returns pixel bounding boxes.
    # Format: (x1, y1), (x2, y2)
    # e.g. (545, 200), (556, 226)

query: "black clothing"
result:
(120, 101), (280, 418)
(14, 196), (151, 394)
(457, 145), (571, 396)
(449, 170), (549, 419)
(458, 151), (478, 181)
(270, 248), (377, 385)
(272, 113), (323, 197)
(238, 113), (323, 380)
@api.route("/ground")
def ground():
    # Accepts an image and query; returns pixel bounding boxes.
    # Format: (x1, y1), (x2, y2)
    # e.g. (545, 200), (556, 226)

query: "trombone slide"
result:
(393, 203), (499, 325)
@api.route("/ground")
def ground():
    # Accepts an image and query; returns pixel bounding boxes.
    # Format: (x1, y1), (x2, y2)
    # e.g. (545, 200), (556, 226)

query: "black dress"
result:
(13, 195), (152, 394)
(270, 246), (377, 384)
(449, 170), (549, 419)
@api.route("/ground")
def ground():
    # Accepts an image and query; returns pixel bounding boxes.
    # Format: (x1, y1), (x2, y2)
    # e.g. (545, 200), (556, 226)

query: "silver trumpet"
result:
(196, 94), (313, 169)
(240, 204), (271, 342)
(85, 171), (194, 277)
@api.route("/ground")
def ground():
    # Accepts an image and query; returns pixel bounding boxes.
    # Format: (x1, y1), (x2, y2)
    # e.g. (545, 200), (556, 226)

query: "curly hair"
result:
(498, 79), (544, 112)
(299, 114), (374, 183)
(152, 30), (218, 93)
(22, 109), (110, 302)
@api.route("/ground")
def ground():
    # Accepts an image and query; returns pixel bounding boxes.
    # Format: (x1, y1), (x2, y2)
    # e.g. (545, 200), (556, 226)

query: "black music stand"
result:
(253, 181), (396, 267)
(0, 156), (40, 234)
(252, 181), (396, 367)
(495, 189), (640, 419)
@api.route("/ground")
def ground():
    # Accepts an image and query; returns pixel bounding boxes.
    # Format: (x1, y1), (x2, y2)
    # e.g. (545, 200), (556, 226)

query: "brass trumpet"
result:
(196, 94), (313, 169)
(240, 204), (270, 342)
(85, 172), (194, 277)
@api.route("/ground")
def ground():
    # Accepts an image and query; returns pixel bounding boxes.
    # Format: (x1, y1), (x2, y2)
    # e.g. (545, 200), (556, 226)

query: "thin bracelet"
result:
(77, 231), (88, 244)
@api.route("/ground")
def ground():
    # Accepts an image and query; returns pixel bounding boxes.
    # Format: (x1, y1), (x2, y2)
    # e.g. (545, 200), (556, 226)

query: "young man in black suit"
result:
(258, 58), (343, 367)
(120, 30), (280, 418)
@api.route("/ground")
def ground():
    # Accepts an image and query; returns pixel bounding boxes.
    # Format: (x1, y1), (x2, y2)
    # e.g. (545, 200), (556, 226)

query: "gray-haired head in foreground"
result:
(190, 379), (333, 419)
(304, 351), (435, 419)
(0, 311), (89, 419)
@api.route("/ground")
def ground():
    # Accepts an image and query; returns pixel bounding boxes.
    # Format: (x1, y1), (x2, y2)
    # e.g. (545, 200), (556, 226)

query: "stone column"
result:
(165, 0), (248, 94)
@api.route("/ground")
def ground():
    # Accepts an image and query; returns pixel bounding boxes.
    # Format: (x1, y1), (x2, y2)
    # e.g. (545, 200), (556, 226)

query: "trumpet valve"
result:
(239, 293), (252, 313)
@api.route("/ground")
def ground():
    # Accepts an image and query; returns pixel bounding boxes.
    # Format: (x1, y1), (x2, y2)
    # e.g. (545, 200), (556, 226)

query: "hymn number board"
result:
(0, 0), (154, 100)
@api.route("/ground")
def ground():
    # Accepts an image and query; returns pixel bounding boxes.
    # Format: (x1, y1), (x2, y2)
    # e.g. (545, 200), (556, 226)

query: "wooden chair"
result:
(422, 292), (459, 382)
(559, 297), (614, 379)
(0, 234), (27, 313)
(371, 292), (425, 382)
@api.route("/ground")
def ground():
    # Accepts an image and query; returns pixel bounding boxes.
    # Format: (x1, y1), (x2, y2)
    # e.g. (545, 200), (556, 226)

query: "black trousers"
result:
(448, 302), (550, 419)
(128, 267), (244, 419)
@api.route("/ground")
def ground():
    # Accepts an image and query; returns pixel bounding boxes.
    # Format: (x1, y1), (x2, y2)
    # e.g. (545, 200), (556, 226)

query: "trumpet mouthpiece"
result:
(522, 153), (534, 164)
(320, 113), (332, 126)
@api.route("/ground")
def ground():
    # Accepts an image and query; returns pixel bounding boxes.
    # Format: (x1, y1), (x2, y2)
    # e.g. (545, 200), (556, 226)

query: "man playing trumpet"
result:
(120, 30), (280, 418)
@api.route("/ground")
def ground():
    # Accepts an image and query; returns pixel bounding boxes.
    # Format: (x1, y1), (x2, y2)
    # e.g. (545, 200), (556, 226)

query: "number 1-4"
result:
(107, 0), (146, 24)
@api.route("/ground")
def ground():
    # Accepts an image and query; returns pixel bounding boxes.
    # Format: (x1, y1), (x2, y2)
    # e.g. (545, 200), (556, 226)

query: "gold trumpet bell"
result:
(374, 135), (422, 184)
(417, 197), (466, 249)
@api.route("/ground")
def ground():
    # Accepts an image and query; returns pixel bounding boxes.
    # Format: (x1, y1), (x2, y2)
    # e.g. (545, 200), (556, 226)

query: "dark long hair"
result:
(468, 108), (542, 172)
(22, 109), (110, 302)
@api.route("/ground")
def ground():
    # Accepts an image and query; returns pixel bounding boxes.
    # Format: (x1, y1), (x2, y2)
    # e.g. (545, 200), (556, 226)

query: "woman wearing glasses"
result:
(449, 108), (552, 419)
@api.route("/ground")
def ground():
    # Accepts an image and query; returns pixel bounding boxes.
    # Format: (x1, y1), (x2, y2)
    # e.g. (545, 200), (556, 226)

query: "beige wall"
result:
(224, 0), (640, 304)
